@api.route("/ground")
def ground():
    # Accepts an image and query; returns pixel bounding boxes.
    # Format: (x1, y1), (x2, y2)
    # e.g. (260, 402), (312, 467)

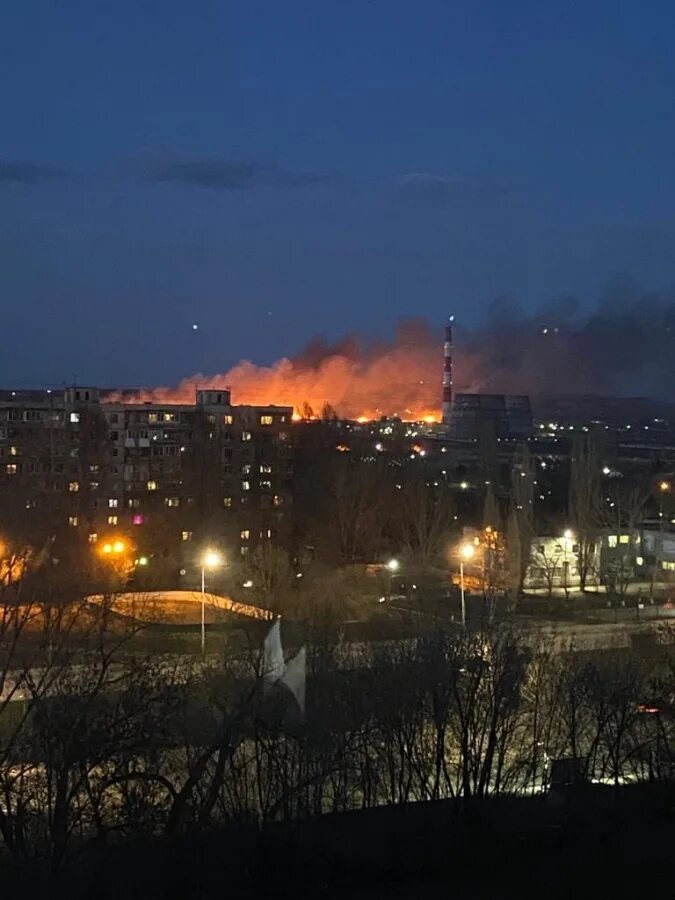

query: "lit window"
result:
(260, 479), (272, 489)
(107, 515), (118, 525)
(242, 431), (252, 442)
(636, 556), (644, 566)
(147, 481), (157, 491)
(9, 446), (17, 456)
(242, 481), (251, 491)
(127, 498), (140, 508)
(148, 412), (158, 423)
(260, 415), (273, 426)
(108, 498), (118, 508)
(162, 413), (176, 423)
(68, 515), (78, 526)
(240, 546), (249, 556)
(90, 481), (99, 490)
(223, 414), (233, 425)
(608, 535), (618, 548)
(6, 464), (17, 475)
(165, 497), (180, 508)
(242, 464), (251, 474)
(223, 496), (232, 507)
(240, 529), (250, 541)
(88, 533), (98, 543)
(132, 514), (144, 525)
(70, 412), (80, 423)
(181, 530), (192, 541)
(663, 561), (675, 571)
(273, 495), (284, 507)
(619, 534), (630, 544)
(260, 464), (272, 474)
(68, 481), (79, 492)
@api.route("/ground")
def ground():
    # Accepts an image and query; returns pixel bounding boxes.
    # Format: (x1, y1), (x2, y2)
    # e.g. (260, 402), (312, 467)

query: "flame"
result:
(106, 320), (446, 421)
(106, 319), (488, 421)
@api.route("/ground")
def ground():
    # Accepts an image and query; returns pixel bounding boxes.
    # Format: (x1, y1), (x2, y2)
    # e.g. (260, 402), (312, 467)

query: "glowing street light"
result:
(659, 481), (670, 521)
(100, 538), (126, 556)
(459, 543), (475, 628)
(384, 558), (401, 602)
(200, 549), (222, 655)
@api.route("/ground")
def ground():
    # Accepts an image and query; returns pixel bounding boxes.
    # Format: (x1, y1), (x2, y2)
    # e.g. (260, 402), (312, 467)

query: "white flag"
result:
(280, 646), (306, 715)
(263, 618), (284, 685)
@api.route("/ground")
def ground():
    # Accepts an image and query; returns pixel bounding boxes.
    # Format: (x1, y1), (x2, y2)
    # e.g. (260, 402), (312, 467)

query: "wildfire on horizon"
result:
(108, 320), (477, 422)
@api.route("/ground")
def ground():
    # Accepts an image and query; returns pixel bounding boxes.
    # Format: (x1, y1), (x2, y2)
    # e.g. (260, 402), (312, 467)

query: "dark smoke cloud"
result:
(0, 160), (62, 185)
(144, 157), (329, 191)
(467, 281), (675, 398)
(114, 280), (675, 417)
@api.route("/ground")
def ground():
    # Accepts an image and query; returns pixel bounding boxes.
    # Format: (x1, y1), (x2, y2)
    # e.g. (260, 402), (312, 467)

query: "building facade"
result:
(0, 387), (294, 581)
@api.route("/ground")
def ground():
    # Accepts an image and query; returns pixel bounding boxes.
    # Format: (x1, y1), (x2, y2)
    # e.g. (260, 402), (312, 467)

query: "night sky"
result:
(3, 1), (675, 387)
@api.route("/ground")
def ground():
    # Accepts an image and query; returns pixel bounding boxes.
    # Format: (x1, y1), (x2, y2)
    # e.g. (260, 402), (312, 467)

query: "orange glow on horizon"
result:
(102, 319), (479, 422)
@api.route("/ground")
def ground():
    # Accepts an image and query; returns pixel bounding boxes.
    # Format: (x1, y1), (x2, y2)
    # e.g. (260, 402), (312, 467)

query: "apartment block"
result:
(0, 387), (294, 571)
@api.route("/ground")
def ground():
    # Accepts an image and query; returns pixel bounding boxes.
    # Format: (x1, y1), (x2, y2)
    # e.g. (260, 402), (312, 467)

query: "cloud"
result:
(0, 160), (62, 185)
(397, 172), (464, 190)
(144, 157), (328, 191)
(396, 171), (515, 206)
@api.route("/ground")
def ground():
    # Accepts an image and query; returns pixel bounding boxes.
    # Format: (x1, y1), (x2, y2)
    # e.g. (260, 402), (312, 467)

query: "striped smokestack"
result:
(442, 315), (454, 426)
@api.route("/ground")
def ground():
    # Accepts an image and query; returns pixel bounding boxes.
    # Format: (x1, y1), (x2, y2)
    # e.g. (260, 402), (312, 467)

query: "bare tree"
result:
(395, 464), (457, 566)
(568, 435), (601, 591)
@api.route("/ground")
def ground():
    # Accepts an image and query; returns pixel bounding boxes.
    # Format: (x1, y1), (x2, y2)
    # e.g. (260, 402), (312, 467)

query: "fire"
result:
(106, 319), (487, 421)
(107, 319), (450, 421)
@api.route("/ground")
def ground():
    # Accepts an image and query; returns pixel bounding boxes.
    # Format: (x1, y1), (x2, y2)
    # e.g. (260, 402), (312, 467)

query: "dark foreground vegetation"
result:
(0, 579), (674, 897)
(2, 783), (674, 898)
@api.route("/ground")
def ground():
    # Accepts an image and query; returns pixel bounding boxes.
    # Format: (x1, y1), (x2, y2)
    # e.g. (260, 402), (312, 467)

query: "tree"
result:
(598, 480), (648, 599)
(528, 541), (561, 598)
(483, 482), (500, 531)
(509, 444), (535, 598)
(568, 435), (601, 591)
(243, 543), (295, 613)
(395, 464), (457, 566)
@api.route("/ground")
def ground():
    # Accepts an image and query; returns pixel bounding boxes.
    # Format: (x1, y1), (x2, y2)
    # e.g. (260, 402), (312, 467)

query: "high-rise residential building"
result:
(0, 387), (294, 573)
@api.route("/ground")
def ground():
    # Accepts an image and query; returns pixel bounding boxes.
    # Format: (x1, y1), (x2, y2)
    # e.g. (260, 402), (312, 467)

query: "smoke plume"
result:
(113, 284), (675, 420)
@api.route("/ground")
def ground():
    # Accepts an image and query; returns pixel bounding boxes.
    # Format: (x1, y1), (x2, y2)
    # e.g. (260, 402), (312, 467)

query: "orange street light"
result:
(100, 539), (126, 557)
(200, 549), (223, 655)
(458, 543), (475, 627)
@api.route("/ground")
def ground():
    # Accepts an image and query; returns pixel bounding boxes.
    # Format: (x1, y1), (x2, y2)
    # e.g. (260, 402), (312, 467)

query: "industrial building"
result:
(0, 387), (293, 576)
(446, 393), (534, 441)
(439, 316), (533, 441)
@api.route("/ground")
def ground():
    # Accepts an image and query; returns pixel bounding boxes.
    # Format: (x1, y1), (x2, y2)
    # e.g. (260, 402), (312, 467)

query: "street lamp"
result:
(385, 558), (400, 601)
(459, 543), (475, 628)
(200, 549), (222, 655)
(659, 481), (670, 519)
(101, 539), (126, 556)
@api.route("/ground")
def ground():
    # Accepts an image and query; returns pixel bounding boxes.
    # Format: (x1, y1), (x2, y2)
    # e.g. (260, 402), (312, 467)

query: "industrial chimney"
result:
(442, 316), (454, 426)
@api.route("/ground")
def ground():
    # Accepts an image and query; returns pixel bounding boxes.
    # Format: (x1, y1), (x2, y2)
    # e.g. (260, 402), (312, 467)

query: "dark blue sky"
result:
(3, 1), (675, 386)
